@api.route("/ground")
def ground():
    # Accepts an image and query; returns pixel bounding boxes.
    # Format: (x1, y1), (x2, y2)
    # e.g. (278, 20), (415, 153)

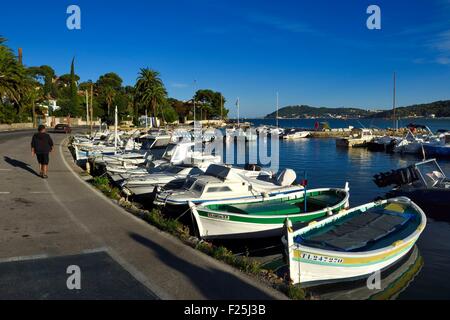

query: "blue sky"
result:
(1, 0), (449, 117)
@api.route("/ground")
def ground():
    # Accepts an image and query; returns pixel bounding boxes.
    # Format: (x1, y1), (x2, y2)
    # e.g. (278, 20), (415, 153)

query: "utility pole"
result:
(85, 90), (90, 127)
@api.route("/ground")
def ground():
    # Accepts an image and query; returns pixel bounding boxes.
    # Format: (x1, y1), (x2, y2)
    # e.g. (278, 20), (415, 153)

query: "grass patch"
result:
(142, 209), (190, 240)
(284, 284), (306, 300)
(195, 242), (263, 276)
(91, 176), (122, 200)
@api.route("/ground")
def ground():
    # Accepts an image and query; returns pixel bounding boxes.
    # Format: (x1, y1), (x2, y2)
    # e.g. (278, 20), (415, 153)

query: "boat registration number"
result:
(207, 213), (230, 220)
(301, 253), (343, 264)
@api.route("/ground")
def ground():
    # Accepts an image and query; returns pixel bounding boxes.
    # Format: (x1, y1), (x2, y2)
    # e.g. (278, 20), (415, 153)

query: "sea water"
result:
(223, 118), (450, 299)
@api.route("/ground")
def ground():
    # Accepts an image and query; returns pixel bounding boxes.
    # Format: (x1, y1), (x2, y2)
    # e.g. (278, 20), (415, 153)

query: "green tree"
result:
(0, 37), (28, 109)
(27, 65), (56, 99)
(134, 68), (167, 126)
(69, 58), (79, 116)
(194, 89), (228, 119)
(97, 72), (122, 90)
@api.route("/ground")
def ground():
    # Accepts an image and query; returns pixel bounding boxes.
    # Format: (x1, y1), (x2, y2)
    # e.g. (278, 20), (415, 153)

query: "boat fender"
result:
(86, 161), (91, 174)
(327, 207), (333, 216)
(262, 192), (269, 198)
(308, 221), (318, 227)
(392, 240), (404, 247)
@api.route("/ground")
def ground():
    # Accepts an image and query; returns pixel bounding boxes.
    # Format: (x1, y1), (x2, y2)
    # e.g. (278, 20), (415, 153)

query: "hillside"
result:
(265, 105), (373, 119)
(265, 100), (450, 119)
(365, 100), (450, 118)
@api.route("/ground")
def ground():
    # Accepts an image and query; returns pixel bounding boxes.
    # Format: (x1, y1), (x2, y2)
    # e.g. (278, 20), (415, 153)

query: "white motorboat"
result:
(336, 128), (375, 148)
(154, 164), (303, 207)
(89, 134), (171, 167)
(121, 164), (210, 197)
(106, 141), (222, 182)
(282, 129), (310, 140)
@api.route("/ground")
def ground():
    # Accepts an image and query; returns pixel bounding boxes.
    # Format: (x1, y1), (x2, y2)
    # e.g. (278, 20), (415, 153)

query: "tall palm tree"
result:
(103, 86), (116, 117)
(0, 37), (28, 107)
(134, 68), (167, 127)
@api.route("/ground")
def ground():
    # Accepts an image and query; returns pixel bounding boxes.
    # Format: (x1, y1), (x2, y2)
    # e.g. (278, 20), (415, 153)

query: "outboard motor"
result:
(374, 165), (420, 188)
(276, 169), (297, 186)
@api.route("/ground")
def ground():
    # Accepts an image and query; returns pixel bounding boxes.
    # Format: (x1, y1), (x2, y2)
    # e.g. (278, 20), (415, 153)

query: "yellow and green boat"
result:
(283, 197), (427, 287)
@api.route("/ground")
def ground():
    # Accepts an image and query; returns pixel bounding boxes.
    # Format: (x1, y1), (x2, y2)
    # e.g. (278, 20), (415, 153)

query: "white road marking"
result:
(0, 254), (49, 264)
(29, 192), (52, 194)
(0, 192), (10, 194)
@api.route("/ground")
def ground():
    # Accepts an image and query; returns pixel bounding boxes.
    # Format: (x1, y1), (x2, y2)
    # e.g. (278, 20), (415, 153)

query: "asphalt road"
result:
(0, 129), (285, 300)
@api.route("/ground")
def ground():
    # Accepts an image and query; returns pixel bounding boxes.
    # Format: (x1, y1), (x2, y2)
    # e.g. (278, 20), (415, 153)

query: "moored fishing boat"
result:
(336, 128), (374, 148)
(374, 159), (450, 215)
(189, 185), (350, 239)
(423, 133), (450, 158)
(283, 197), (426, 287)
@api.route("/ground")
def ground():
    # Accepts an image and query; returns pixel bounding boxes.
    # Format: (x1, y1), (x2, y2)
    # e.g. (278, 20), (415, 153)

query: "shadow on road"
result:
(128, 232), (276, 299)
(3, 156), (40, 177)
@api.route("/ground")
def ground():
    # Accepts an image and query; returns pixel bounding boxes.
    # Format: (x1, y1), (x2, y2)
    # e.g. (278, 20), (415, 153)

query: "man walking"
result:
(31, 125), (54, 179)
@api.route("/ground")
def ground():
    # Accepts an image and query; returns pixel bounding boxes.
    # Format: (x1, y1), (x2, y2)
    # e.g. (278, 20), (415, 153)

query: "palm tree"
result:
(103, 86), (116, 117)
(134, 68), (167, 127)
(0, 37), (28, 107)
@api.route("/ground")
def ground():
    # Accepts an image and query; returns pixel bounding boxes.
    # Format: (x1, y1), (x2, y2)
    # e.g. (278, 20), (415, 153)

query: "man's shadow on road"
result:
(4, 156), (41, 177)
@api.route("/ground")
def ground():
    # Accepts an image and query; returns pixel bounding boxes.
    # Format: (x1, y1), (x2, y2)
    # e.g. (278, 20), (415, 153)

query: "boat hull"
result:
(423, 145), (450, 158)
(291, 238), (417, 287)
(193, 209), (333, 240)
(284, 198), (427, 286)
(190, 188), (349, 239)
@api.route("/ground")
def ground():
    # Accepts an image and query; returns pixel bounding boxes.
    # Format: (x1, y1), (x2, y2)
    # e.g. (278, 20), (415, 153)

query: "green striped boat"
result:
(189, 186), (350, 239)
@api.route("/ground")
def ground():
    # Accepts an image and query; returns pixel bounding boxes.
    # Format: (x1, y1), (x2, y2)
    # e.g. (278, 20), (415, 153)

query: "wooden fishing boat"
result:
(189, 186), (350, 239)
(283, 197), (426, 287)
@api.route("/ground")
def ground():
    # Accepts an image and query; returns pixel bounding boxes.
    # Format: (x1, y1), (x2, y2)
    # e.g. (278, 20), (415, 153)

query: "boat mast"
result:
(220, 93), (223, 121)
(114, 105), (118, 155)
(276, 92), (279, 128)
(393, 72), (397, 131)
(237, 97), (240, 127)
(193, 80), (197, 124)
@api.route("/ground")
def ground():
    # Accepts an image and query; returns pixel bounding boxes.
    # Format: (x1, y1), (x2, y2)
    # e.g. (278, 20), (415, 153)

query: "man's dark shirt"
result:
(31, 132), (54, 154)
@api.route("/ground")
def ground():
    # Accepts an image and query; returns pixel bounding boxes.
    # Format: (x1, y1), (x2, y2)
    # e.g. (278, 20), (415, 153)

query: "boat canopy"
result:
(205, 164), (241, 181)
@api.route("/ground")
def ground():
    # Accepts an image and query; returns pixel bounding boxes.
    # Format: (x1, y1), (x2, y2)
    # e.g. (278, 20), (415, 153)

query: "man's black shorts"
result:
(36, 153), (49, 165)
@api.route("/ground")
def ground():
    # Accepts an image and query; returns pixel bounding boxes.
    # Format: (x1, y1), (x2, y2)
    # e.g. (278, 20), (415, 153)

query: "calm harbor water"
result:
(222, 118), (450, 299)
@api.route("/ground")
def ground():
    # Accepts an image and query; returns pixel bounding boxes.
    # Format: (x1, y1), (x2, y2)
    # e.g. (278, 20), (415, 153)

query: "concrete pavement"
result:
(0, 130), (286, 300)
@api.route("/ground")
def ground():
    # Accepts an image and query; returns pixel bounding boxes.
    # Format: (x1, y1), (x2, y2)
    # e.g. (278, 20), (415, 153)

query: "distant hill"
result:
(265, 105), (373, 119)
(365, 100), (450, 118)
(265, 100), (450, 119)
